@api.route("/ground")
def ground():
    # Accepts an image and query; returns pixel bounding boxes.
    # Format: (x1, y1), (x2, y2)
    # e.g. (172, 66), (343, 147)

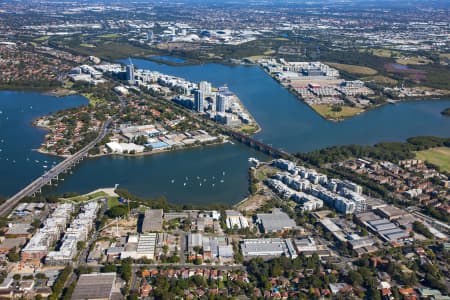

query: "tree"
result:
(77, 241), (86, 251)
(413, 221), (434, 239)
(348, 270), (363, 286)
(106, 205), (128, 218)
(7, 248), (20, 262)
(120, 258), (132, 282)
(331, 105), (343, 112)
(102, 263), (117, 273)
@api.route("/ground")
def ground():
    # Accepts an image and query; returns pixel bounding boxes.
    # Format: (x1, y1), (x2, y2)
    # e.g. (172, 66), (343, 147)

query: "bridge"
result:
(0, 120), (111, 217)
(222, 129), (296, 161)
(155, 95), (297, 160)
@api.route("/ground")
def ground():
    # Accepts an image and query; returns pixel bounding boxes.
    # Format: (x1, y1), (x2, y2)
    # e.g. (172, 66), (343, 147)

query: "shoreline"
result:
(259, 64), (450, 122)
(120, 57), (262, 135)
(34, 136), (230, 159)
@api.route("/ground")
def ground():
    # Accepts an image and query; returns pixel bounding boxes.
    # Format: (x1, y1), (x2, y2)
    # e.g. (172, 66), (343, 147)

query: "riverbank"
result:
(35, 135), (229, 159)
(229, 93), (261, 135)
(256, 60), (450, 122)
(261, 68), (368, 122)
(3, 63), (450, 204)
(43, 88), (77, 97)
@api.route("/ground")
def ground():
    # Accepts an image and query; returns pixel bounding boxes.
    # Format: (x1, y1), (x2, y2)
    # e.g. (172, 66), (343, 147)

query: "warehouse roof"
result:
(142, 209), (163, 232)
(71, 273), (116, 300)
(257, 209), (296, 233)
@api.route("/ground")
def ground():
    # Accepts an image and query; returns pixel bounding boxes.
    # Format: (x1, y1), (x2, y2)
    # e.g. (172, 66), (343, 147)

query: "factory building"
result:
(256, 209), (297, 233)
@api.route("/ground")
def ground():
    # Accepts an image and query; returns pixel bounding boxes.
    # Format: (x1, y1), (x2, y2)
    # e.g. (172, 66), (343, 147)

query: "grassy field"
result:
(396, 57), (432, 65)
(362, 75), (398, 85)
(82, 93), (107, 106)
(239, 124), (260, 134)
(439, 53), (450, 59)
(80, 43), (96, 48)
(325, 62), (378, 76)
(34, 35), (50, 42)
(360, 48), (401, 58)
(62, 191), (109, 202)
(245, 55), (271, 60)
(97, 33), (121, 39)
(107, 197), (120, 208)
(311, 104), (364, 120)
(415, 147), (450, 172)
(254, 165), (278, 181)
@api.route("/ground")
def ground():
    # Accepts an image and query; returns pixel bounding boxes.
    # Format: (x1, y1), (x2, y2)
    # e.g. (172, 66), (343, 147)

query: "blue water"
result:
(121, 58), (450, 152)
(1, 60), (450, 205)
(0, 91), (88, 198)
(45, 143), (268, 204)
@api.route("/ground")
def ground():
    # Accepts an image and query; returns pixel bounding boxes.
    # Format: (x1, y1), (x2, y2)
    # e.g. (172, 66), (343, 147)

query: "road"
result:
(86, 263), (246, 272)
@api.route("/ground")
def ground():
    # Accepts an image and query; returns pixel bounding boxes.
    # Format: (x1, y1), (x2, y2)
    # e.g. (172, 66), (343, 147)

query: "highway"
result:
(0, 120), (111, 218)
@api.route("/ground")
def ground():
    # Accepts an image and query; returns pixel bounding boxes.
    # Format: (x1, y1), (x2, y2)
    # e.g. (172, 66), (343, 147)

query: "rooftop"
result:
(142, 209), (163, 232)
(257, 209), (297, 233)
(71, 273), (116, 300)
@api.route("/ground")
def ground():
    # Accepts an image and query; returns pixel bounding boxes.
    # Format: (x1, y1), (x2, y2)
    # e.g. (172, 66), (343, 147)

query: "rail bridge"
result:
(0, 120), (111, 217)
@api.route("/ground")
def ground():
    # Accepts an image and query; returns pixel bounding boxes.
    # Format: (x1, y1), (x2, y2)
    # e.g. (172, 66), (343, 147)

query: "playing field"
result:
(416, 147), (450, 172)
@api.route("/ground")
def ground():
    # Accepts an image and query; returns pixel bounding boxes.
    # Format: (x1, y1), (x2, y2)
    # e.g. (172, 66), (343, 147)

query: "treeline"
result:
(0, 80), (61, 91)
(296, 136), (450, 167)
(412, 221), (434, 239)
(423, 205), (450, 223)
(115, 189), (231, 212)
(48, 266), (72, 300)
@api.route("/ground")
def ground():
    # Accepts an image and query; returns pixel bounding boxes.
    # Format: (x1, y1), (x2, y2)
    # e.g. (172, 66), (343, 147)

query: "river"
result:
(1, 61), (449, 205)
(0, 91), (88, 198)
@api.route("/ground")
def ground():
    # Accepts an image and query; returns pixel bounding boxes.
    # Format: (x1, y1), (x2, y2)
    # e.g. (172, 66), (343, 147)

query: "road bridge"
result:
(0, 120), (111, 217)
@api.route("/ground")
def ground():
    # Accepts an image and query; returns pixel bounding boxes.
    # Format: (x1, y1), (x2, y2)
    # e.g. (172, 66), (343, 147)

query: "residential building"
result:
(194, 90), (204, 112)
(216, 93), (226, 113)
